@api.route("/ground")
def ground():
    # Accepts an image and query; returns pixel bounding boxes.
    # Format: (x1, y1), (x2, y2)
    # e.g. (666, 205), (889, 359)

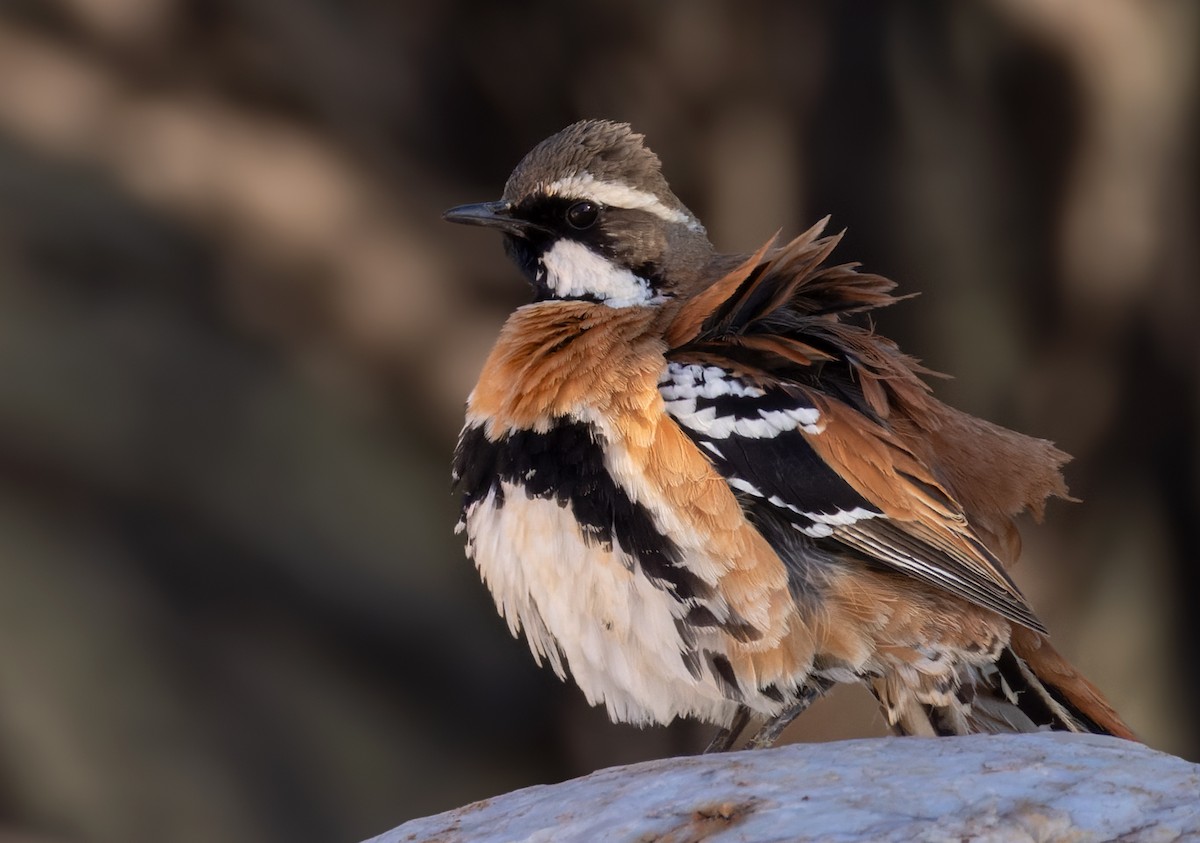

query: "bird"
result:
(444, 118), (1134, 749)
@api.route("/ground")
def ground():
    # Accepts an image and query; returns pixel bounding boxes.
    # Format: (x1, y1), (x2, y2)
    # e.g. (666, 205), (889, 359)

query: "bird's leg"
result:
(703, 705), (752, 753)
(742, 679), (833, 750)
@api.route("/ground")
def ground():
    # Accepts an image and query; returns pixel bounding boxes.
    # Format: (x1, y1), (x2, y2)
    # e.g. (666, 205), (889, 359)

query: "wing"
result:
(662, 219), (1052, 633)
(658, 360), (1045, 632)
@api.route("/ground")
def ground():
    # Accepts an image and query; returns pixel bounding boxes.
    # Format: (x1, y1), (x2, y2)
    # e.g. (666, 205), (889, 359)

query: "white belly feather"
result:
(463, 482), (737, 726)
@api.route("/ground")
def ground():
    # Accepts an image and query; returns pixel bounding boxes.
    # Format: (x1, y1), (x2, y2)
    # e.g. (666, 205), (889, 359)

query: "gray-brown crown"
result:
(502, 120), (700, 228)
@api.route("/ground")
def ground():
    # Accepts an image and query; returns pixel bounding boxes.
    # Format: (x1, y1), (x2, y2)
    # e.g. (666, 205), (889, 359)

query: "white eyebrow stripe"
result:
(544, 173), (705, 233)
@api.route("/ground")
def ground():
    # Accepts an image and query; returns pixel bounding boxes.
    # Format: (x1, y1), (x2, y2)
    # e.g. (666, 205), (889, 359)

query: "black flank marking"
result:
(707, 653), (742, 700)
(760, 683), (786, 704)
(811, 653), (852, 675)
(683, 606), (762, 642)
(673, 618), (703, 680)
(723, 618), (763, 643)
(452, 420), (712, 602)
(674, 617), (696, 646)
(685, 605), (720, 627)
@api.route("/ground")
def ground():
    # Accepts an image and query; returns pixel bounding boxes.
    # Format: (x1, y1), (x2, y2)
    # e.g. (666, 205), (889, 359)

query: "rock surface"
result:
(368, 733), (1200, 842)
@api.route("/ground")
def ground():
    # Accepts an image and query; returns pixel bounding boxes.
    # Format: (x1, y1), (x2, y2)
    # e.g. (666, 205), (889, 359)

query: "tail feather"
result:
(1008, 627), (1137, 740)
(875, 633), (1136, 740)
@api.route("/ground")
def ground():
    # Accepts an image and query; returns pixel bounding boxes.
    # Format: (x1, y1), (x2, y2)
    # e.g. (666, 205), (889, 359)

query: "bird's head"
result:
(444, 119), (714, 307)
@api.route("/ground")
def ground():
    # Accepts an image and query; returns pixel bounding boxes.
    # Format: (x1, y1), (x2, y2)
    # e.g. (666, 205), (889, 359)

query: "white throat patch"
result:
(539, 239), (659, 308)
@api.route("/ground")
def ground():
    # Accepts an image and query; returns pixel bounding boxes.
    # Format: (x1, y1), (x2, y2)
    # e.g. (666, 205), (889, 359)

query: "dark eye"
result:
(565, 201), (600, 230)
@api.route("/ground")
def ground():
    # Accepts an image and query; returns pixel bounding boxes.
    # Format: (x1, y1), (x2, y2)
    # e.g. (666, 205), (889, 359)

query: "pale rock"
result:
(367, 733), (1200, 842)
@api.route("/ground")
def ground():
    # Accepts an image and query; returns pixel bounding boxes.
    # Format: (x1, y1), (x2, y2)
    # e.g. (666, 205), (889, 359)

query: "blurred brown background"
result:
(0, 1), (1196, 841)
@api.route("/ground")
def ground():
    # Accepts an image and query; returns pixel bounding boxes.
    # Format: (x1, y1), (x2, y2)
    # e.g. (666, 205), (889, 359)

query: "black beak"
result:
(443, 200), (537, 238)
